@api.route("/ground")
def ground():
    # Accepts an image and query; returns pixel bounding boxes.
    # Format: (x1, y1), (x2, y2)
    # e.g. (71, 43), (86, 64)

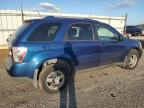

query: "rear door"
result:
(64, 23), (100, 70)
(94, 23), (126, 65)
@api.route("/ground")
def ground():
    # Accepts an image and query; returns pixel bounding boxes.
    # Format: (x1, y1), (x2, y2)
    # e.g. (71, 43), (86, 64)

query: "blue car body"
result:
(5, 16), (142, 79)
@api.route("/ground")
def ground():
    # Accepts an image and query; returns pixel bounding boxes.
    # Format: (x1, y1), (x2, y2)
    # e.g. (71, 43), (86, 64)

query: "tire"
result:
(39, 63), (68, 93)
(124, 49), (139, 69)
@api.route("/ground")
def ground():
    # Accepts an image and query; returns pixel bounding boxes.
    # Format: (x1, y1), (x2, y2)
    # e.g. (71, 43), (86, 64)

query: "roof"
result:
(24, 16), (106, 26)
(42, 16), (100, 23)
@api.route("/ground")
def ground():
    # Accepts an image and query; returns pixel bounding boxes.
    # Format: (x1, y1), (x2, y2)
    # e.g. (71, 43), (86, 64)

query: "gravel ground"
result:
(0, 50), (144, 108)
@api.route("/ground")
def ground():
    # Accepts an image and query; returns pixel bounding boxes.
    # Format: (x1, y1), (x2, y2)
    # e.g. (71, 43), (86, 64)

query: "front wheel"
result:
(124, 49), (139, 69)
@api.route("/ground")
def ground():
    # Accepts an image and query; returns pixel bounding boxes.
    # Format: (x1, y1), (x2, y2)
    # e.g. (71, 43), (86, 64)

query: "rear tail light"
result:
(12, 47), (27, 63)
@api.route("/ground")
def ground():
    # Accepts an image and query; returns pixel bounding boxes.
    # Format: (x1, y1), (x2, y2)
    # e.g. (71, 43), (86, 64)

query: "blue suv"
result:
(5, 16), (143, 93)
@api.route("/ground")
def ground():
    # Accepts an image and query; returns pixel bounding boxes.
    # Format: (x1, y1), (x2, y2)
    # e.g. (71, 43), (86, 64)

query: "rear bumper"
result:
(5, 56), (38, 79)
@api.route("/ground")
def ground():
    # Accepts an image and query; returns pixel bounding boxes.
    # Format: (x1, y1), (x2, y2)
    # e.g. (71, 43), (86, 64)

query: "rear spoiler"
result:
(24, 19), (40, 23)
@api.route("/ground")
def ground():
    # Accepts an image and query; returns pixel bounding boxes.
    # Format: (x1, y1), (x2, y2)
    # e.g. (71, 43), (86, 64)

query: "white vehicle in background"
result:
(142, 29), (144, 36)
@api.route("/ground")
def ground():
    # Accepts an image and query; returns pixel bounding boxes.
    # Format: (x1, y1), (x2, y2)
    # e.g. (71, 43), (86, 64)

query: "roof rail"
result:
(44, 16), (55, 19)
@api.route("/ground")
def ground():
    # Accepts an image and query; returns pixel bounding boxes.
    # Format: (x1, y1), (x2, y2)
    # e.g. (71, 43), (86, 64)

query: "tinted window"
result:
(95, 24), (118, 41)
(28, 23), (61, 41)
(65, 23), (93, 40)
(11, 22), (31, 41)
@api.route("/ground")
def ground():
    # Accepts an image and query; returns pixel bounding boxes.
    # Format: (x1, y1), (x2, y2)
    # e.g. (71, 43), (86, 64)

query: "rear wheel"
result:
(39, 64), (68, 93)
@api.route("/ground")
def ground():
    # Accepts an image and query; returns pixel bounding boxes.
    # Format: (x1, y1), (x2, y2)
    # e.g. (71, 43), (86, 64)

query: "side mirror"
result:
(118, 35), (124, 41)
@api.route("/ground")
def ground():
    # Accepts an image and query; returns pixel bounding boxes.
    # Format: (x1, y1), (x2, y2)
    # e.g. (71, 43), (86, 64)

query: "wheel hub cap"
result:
(129, 55), (137, 68)
(46, 71), (64, 90)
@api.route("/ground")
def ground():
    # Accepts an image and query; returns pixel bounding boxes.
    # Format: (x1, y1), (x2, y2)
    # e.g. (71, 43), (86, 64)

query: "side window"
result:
(65, 23), (93, 40)
(27, 23), (61, 41)
(95, 24), (118, 41)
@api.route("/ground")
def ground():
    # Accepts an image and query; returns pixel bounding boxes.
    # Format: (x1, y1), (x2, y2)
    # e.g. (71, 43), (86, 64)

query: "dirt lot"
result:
(0, 50), (144, 108)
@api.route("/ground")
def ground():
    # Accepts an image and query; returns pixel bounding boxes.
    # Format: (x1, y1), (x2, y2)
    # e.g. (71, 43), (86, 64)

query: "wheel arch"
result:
(36, 57), (74, 80)
(128, 47), (142, 58)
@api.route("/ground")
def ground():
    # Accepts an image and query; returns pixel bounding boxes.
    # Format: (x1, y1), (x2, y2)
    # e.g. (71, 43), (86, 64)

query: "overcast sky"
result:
(0, 0), (144, 25)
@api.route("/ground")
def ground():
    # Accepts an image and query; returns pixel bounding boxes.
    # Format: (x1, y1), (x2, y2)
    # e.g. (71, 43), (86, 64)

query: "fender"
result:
(33, 59), (57, 88)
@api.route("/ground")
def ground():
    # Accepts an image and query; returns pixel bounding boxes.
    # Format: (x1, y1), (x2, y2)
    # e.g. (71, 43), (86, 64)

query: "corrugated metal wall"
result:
(0, 9), (126, 45)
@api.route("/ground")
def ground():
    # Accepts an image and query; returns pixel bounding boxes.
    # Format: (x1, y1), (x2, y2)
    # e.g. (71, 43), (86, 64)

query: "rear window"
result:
(11, 22), (31, 41)
(27, 23), (61, 41)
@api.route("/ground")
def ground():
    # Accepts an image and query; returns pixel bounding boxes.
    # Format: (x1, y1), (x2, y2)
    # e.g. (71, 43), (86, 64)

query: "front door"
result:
(94, 23), (126, 65)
